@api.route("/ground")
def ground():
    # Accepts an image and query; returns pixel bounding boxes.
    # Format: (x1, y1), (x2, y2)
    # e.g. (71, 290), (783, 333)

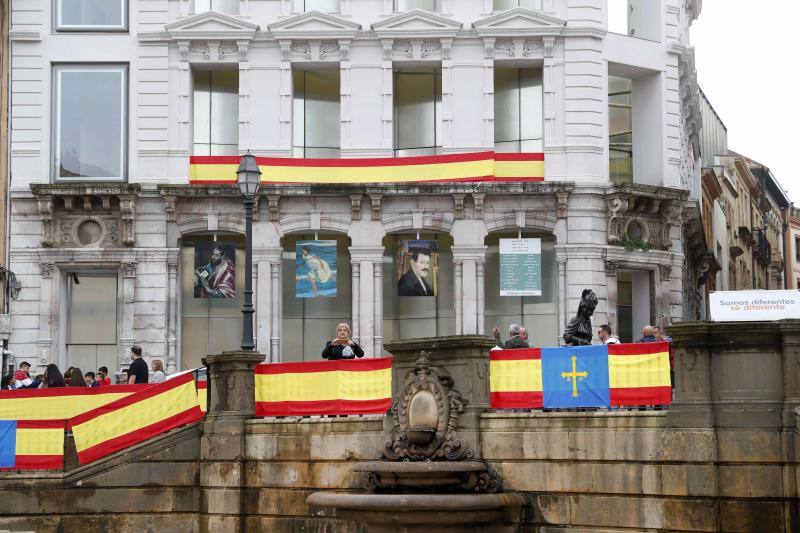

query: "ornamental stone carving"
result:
(494, 38), (514, 57)
(383, 352), (473, 461)
(421, 39), (442, 58)
(290, 40), (312, 60)
(31, 184), (140, 248)
(523, 38), (544, 56)
(605, 184), (689, 251)
(319, 40), (340, 60)
(392, 39), (413, 59)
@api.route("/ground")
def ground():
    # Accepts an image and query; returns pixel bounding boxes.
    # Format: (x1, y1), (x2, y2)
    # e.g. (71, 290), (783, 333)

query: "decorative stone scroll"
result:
(31, 184), (140, 248)
(606, 184), (688, 250)
(383, 351), (473, 461)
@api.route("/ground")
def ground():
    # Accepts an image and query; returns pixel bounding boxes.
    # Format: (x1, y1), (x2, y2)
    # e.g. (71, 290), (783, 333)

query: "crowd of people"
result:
(1, 345), (167, 391)
(488, 323), (672, 349)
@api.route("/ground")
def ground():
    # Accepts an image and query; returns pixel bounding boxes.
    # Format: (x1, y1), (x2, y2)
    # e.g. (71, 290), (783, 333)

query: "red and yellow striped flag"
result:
(255, 357), (392, 416)
(608, 342), (672, 406)
(189, 152), (544, 185)
(70, 373), (203, 465)
(0, 385), (151, 421)
(0, 420), (65, 470)
(489, 349), (544, 409)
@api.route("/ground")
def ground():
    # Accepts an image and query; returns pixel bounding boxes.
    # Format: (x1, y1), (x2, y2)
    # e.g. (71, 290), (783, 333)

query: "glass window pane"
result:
(305, 70), (340, 150)
(520, 0), (542, 7)
(192, 70), (238, 156)
(382, 234), (453, 345)
(210, 71), (239, 146)
(294, 0), (340, 12)
(484, 235), (557, 347)
(58, 0), (125, 29)
(394, 71), (440, 152)
(69, 275), (117, 344)
(281, 234), (352, 361)
(519, 68), (543, 143)
(395, 0), (439, 10)
(494, 68), (520, 144)
(195, 0), (238, 15)
(192, 71), (211, 146)
(56, 67), (125, 180)
(180, 237), (244, 367)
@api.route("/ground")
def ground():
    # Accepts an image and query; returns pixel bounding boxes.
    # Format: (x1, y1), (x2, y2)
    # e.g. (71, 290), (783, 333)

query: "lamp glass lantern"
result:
(236, 152), (262, 199)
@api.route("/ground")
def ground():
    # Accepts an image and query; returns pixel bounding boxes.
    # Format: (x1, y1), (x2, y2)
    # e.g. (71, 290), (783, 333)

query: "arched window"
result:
(180, 234), (245, 371)
(483, 233), (557, 347)
(383, 233), (455, 342)
(281, 233), (352, 362)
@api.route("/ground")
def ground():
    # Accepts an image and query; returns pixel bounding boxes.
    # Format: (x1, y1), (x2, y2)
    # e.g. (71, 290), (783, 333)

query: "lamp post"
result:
(236, 152), (261, 351)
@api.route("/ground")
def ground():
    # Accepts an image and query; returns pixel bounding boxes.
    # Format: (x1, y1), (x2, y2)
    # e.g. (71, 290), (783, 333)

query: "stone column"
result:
(254, 248), (281, 359)
(166, 253), (179, 374)
(373, 260), (383, 356)
(37, 263), (56, 368)
(120, 261), (137, 369)
(200, 349), (265, 533)
(351, 261), (361, 344)
(453, 259), (463, 334)
(350, 247), (384, 357)
(270, 258), (281, 361)
(604, 260), (618, 335)
(476, 259), (485, 335)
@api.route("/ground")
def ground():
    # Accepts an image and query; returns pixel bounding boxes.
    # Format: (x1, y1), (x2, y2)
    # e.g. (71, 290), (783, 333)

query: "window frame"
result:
(193, 0), (240, 15)
(191, 68), (240, 157)
(54, 0), (128, 32)
(493, 66), (544, 153)
(394, 0), (442, 12)
(493, 0), (543, 10)
(292, 0), (341, 13)
(393, 69), (442, 157)
(52, 63), (129, 183)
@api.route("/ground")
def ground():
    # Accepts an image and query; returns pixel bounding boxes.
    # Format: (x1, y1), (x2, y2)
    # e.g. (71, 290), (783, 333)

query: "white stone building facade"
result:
(6, 0), (702, 374)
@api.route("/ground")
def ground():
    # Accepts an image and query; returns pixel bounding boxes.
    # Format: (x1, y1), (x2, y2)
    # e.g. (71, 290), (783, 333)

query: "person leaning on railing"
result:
(321, 323), (364, 360)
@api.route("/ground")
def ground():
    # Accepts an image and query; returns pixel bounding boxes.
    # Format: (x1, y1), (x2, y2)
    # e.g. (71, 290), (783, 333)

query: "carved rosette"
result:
(383, 352), (473, 461)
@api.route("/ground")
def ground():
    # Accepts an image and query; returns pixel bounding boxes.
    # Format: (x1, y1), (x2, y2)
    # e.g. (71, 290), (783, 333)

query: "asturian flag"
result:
(490, 342), (672, 409)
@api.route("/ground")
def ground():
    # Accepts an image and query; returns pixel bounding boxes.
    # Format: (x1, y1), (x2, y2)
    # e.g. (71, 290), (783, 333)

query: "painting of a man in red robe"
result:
(194, 243), (236, 298)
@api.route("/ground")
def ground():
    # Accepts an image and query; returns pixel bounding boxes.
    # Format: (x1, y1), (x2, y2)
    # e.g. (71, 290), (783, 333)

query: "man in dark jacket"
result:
(491, 324), (530, 349)
(638, 325), (658, 342)
(397, 248), (434, 296)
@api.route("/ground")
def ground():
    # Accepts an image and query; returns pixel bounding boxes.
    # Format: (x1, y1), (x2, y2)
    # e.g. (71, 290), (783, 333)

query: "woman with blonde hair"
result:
(321, 323), (364, 360)
(150, 359), (166, 383)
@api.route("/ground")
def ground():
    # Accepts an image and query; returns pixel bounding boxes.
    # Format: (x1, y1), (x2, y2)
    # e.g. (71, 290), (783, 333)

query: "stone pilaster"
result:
(200, 349), (265, 533)
(120, 261), (137, 369)
(254, 248), (281, 359)
(166, 252), (179, 373)
(350, 246), (384, 357)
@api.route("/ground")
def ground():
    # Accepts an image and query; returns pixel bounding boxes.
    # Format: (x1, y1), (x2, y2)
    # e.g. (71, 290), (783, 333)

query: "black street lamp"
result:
(236, 151), (261, 351)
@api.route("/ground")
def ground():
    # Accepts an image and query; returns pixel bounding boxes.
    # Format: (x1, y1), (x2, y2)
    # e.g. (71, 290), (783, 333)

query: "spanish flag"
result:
(255, 357), (392, 416)
(70, 373), (203, 465)
(489, 342), (671, 409)
(189, 152), (544, 185)
(489, 349), (543, 409)
(0, 385), (152, 421)
(0, 420), (65, 470)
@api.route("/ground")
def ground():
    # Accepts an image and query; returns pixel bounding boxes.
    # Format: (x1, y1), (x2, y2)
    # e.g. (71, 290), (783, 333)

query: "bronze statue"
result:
(563, 289), (598, 346)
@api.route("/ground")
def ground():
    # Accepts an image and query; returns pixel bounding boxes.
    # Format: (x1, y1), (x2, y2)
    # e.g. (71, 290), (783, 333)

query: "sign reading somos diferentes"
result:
(709, 290), (800, 322)
(499, 238), (542, 296)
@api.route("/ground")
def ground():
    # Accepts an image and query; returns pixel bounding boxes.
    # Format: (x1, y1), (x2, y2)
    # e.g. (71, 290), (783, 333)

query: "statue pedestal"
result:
(384, 335), (496, 459)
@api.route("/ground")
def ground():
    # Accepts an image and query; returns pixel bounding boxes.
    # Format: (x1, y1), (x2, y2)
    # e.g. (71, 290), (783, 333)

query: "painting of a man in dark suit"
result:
(397, 240), (437, 297)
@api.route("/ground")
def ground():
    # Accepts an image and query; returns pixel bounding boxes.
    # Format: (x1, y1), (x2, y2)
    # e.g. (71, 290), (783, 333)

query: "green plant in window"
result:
(619, 236), (652, 252)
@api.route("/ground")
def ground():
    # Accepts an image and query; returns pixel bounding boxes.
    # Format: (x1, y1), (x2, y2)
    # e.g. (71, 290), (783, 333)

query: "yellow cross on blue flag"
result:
(541, 345), (611, 408)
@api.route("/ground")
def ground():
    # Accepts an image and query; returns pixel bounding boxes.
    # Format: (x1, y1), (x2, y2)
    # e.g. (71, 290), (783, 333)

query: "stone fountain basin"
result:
(306, 492), (525, 530)
(353, 460), (489, 488)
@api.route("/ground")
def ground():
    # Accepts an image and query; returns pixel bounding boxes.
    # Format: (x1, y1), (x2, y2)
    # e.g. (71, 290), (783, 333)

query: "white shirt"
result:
(602, 337), (621, 345)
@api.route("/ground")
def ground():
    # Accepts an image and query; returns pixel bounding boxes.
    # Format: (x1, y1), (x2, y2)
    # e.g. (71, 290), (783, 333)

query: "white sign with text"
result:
(709, 290), (800, 322)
